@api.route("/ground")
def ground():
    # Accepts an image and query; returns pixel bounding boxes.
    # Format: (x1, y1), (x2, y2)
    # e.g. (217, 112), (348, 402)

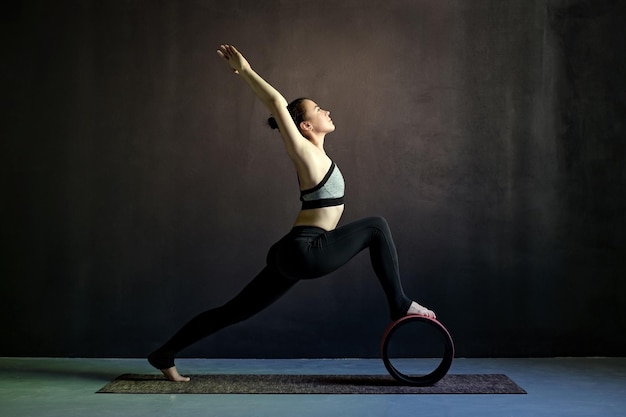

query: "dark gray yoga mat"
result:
(97, 373), (526, 394)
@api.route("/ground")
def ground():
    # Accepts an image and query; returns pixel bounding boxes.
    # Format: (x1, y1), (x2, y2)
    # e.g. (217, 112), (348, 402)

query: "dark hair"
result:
(267, 97), (310, 131)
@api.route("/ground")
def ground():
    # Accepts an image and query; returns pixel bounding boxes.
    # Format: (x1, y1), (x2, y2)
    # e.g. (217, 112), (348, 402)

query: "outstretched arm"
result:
(217, 44), (308, 159)
(217, 44), (286, 108)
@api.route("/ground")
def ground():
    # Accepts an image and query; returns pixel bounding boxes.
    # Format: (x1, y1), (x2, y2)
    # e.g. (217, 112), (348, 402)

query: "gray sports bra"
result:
(299, 162), (345, 210)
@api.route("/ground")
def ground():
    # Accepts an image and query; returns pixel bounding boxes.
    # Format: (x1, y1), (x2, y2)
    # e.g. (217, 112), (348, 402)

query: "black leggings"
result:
(148, 216), (412, 369)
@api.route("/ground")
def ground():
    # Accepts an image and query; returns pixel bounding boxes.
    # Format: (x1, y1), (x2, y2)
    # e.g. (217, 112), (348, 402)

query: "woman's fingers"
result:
(217, 44), (233, 57)
(217, 44), (228, 58)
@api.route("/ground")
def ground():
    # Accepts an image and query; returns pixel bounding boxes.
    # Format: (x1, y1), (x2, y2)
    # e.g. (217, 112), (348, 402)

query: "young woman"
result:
(148, 44), (436, 382)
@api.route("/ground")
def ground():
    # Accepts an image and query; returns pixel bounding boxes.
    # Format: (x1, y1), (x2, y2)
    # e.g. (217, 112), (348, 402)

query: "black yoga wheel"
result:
(381, 315), (454, 386)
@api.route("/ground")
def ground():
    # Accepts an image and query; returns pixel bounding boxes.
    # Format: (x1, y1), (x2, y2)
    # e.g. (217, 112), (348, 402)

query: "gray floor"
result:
(1, 357), (625, 417)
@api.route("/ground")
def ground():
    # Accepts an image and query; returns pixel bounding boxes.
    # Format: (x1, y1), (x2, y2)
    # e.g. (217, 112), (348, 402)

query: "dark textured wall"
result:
(1, 0), (624, 358)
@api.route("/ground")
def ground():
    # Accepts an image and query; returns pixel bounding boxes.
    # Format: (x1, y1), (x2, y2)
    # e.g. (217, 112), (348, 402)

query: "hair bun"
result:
(267, 116), (280, 130)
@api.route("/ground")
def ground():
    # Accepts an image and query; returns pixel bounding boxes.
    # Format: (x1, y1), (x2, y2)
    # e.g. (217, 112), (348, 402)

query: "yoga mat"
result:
(97, 373), (526, 394)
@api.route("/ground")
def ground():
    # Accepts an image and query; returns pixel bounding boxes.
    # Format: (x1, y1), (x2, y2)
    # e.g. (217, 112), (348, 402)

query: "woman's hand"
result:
(217, 44), (251, 74)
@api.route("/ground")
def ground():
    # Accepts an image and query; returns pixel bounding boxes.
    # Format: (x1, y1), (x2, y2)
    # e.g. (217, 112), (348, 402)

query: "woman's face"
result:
(300, 99), (335, 135)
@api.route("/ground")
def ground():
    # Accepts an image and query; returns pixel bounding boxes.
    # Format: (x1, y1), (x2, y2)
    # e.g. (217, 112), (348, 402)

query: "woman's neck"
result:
(306, 132), (326, 150)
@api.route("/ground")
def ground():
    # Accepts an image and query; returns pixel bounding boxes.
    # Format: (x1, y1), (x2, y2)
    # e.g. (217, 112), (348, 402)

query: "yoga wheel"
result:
(381, 315), (454, 386)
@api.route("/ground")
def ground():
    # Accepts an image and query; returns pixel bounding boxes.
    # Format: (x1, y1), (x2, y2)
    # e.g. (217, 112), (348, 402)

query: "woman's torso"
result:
(294, 205), (344, 231)
(292, 153), (344, 231)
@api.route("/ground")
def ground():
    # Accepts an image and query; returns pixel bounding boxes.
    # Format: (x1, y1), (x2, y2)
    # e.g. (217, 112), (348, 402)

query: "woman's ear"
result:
(300, 121), (312, 131)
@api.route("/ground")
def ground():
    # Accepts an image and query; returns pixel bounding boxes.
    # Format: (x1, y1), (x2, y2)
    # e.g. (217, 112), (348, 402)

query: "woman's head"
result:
(268, 98), (334, 138)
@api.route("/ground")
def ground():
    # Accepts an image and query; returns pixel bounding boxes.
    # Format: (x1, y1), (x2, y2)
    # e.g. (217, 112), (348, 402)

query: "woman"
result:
(148, 44), (436, 382)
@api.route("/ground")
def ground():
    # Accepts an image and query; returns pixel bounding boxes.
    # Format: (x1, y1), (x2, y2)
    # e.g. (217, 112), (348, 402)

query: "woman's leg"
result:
(282, 217), (432, 320)
(148, 265), (297, 378)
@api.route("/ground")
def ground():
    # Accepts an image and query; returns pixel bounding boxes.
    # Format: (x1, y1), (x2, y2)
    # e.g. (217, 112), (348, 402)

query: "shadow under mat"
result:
(97, 374), (526, 394)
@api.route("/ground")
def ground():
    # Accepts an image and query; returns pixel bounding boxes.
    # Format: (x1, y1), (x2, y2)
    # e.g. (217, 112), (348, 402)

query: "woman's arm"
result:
(217, 45), (309, 159)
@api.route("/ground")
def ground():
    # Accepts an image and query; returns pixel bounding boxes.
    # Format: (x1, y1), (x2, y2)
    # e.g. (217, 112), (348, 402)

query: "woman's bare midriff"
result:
(294, 205), (344, 231)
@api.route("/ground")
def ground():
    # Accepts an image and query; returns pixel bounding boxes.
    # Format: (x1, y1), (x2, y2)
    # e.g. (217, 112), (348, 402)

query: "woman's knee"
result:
(367, 216), (391, 234)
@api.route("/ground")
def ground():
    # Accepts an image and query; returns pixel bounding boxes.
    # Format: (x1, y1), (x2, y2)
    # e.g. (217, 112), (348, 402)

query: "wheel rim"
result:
(381, 315), (455, 386)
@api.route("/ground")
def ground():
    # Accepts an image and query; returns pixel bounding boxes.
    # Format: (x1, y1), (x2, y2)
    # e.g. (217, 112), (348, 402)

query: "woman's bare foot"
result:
(407, 301), (436, 319)
(148, 350), (188, 381)
(160, 366), (190, 382)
